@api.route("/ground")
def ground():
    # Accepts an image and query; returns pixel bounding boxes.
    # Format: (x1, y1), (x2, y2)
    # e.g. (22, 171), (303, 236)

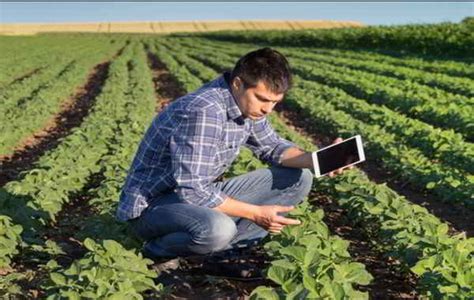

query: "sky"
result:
(0, 2), (472, 26)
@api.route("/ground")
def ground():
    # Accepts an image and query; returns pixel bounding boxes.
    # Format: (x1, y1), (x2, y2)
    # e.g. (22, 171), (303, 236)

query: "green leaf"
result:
(250, 286), (280, 300)
(271, 259), (297, 271)
(50, 273), (67, 286)
(267, 265), (288, 285)
(83, 238), (96, 251)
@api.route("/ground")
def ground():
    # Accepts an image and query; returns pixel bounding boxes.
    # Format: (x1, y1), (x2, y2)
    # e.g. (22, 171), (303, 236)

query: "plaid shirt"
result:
(116, 72), (295, 221)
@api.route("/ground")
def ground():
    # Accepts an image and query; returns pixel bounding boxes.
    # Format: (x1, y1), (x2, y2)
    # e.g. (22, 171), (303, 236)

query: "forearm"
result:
(213, 196), (259, 221)
(279, 146), (313, 169)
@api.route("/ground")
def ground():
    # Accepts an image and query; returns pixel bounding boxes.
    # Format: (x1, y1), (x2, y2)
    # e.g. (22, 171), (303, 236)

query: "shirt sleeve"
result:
(245, 117), (296, 166)
(169, 108), (228, 207)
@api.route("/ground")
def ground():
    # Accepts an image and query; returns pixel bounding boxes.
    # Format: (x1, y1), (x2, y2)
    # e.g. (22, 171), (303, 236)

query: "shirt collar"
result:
(220, 72), (244, 122)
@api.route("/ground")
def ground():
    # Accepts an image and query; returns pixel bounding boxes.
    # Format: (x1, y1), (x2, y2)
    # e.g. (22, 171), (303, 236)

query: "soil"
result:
(8, 67), (43, 86)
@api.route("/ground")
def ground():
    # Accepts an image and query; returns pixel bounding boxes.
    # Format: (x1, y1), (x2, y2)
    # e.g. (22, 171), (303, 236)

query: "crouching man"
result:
(116, 48), (346, 275)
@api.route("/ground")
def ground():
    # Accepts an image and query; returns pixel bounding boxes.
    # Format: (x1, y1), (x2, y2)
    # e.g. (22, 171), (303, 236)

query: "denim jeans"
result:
(129, 166), (313, 258)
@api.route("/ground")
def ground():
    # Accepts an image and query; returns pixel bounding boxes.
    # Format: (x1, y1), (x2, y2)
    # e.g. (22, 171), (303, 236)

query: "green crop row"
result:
(298, 47), (474, 79)
(169, 38), (474, 198)
(173, 38), (474, 174)
(42, 41), (164, 299)
(283, 48), (474, 98)
(187, 34), (474, 79)
(0, 35), (128, 88)
(177, 36), (474, 98)
(0, 41), (136, 275)
(0, 35), (90, 86)
(290, 58), (473, 141)
(0, 43), (99, 124)
(287, 84), (473, 207)
(176, 37), (474, 141)
(161, 39), (473, 298)
(0, 42), (125, 156)
(192, 21), (474, 58)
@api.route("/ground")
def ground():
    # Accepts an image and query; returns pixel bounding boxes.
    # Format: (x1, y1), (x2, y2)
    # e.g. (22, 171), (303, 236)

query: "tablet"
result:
(311, 135), (365, 177)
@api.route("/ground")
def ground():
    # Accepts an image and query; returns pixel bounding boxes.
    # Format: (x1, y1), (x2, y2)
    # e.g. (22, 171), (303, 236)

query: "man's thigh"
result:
(130, 192), (233, 241)
(214, 166), (313, 207)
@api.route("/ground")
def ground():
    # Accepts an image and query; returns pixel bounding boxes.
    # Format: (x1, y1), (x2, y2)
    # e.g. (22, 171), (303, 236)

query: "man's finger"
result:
(332, 137), (343, 144)
(273, 215), (301, 225)
(269, 225), (284, 232)
(274, 205), (295, 213)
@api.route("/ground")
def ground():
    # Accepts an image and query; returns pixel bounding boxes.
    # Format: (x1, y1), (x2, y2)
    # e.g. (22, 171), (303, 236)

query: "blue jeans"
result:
(129, 166), (313, 258)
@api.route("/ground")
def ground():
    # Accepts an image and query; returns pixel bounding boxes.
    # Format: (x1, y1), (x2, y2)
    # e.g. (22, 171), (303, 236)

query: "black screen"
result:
(317, 138), (360, 175)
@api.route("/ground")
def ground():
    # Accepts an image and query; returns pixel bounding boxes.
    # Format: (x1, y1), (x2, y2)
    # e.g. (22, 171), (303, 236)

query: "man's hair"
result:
(230, 47), (292, 94)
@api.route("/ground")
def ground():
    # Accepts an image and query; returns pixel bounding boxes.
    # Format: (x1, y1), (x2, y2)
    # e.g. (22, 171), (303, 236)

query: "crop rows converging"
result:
(0, 25), (472, 299)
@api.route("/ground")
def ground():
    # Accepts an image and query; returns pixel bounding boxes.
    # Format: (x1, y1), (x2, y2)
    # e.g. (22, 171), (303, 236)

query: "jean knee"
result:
(194, 214), (237, 253)
(289, 168), (313, 205)
(299, 168), (314, 193)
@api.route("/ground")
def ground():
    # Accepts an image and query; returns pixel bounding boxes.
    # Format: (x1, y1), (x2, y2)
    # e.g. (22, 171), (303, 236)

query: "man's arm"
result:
(279, 146), (313, 169)
(279, 138), (352, 177)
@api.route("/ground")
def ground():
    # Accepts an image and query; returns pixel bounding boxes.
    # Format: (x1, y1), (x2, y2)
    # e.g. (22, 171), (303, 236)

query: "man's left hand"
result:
(327, 137), (354, 178)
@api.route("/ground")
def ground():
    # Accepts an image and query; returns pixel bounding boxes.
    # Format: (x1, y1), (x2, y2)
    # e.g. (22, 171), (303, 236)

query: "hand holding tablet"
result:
(312, 135), (365, 178)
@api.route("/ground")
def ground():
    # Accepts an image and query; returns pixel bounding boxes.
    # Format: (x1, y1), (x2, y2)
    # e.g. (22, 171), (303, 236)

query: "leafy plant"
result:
(44, 238), (163, 299)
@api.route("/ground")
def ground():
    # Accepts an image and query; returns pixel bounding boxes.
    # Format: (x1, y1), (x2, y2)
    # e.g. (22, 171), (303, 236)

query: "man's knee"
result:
(192, 213), (237, 254)
(281, 167), (313, 194)
(298, 168), (314, 195)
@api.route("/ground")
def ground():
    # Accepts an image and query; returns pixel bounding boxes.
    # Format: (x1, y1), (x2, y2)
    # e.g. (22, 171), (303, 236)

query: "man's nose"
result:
(262, 103), (274, 114)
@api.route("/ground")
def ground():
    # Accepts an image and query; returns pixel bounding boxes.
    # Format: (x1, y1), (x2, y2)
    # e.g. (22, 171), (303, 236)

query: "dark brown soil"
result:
(311, 191), (418, 299)
(157, 248), (272, 300)
(8, 67), (43, 86)
(145, 46), (186, 110)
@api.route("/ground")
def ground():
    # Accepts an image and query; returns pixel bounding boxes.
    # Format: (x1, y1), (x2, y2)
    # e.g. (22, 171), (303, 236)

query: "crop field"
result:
(0, 21), (473, 299)
(0, 20), (362, 35)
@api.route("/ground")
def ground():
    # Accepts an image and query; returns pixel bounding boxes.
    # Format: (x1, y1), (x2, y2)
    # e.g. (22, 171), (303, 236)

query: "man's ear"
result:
(232, 77), (243, 92)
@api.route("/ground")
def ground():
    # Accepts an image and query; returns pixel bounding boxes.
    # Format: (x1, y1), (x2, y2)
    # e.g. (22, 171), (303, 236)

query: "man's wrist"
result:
(214, 196), (262, 221)
(248, 205), (261, 222)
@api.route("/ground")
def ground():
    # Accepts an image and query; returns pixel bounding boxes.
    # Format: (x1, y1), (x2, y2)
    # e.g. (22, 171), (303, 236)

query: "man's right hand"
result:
(252, 205), (301, 233)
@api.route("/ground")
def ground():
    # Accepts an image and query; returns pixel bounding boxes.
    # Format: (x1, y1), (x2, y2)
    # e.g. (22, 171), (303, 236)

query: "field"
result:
(0, 20), (362, 35)
(0, 21), (473, 299)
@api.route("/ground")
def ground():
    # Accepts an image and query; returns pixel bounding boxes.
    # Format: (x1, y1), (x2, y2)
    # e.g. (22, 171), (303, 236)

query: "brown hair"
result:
(230, 47), (292, 94)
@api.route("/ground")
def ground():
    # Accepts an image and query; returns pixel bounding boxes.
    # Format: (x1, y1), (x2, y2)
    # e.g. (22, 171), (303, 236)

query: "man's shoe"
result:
(142, 246), (181, 272)
(152, 257), (181, 273)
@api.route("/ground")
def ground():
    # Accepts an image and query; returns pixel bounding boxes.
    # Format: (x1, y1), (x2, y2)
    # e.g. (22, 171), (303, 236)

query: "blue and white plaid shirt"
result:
(116, 72), (295, 221)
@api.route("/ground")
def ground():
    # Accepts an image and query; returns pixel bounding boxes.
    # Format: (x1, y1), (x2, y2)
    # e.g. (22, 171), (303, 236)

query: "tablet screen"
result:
(317, 137), (360, 175)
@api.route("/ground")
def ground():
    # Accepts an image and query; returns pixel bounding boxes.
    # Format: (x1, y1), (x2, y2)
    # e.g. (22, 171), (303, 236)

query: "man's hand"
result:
(252, 205), (301, 233)
(327, 137), (354, 177)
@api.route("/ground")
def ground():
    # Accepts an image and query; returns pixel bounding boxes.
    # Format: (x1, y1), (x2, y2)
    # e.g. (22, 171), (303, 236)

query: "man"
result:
(116, 48), (346, 273)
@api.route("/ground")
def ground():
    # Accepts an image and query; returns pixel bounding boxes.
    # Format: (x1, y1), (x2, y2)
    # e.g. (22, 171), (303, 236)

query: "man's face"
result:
(231, 77), (284, 120)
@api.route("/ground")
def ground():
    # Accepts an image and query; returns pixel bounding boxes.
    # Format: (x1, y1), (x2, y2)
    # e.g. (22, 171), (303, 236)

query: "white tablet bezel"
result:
(312, 135), (365, 178)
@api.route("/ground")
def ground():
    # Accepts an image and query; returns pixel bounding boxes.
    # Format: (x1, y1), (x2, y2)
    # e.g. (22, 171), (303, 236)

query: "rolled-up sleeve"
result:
(245, 117), (296, 166)
(170, 108), (227, 207)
